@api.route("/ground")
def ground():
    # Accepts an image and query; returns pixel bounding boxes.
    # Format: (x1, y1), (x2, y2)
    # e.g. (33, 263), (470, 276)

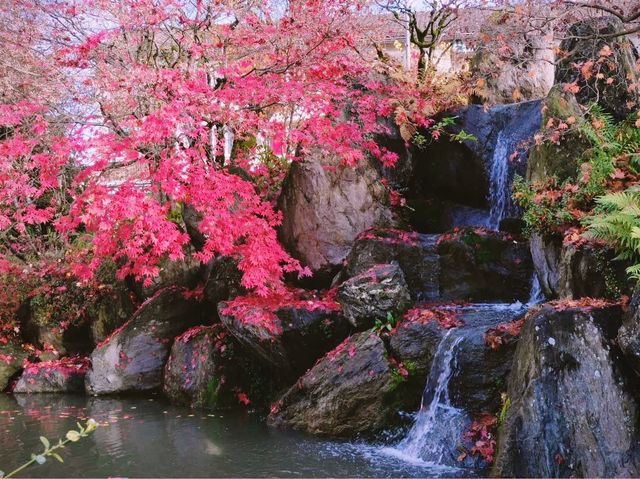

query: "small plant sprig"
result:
(372, 312), (398, 335)
(1, 419), (98, 478)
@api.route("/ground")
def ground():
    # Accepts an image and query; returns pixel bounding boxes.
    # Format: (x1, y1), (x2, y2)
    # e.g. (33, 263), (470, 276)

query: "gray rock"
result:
(13, 358), (88, 393)
(437, 229), (532, 302)
(471, 33), (554, 104)
(340, 228), (440, 301)
(218, 289), (350, 381)
(164, 324), (276, 410)
(337, 262), (412, 329)
(530, 234), (629, 299)
(278, 149), (398, 283)
(88, 283), (137, 348)
(526, 85), (590, 185)
(493, 303), (639, 477)
(85, 287), (204, 394)
(618, 286), (640, 376)
(267, 331), (398, 436)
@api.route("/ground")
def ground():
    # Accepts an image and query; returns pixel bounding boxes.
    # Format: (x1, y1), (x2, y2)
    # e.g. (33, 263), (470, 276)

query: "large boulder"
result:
(471, 34), (554, 104)
(164, 324), (274, 410)
(0, 338), (28, 391)
(556, 17), (639, 120)
(526, 85), (591, 185)
(437, 228), (532, 302)
(85, 287), (204, 394)
(447, 307), (524, 416)
(268, 331), (402, 436)
(530, 234), (629, 299)
(340, 228), (440, 301)
(277, 150), (398, 283)
(13, 357), (88, 393)
(336, 262), (412, 330)
(618, 286), (640, 375)
(390, 304), (525, 416)
(217, 288), (350, 381)
(493, 302), (639, 477)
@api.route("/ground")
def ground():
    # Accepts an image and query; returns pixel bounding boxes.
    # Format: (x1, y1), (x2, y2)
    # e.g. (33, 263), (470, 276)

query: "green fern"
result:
(583, 187), (640, 280)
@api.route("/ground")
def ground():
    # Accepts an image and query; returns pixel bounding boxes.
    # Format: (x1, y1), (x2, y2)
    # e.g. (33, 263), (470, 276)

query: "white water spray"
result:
(487, 130), (512, 229)
(382, 331), (467, 466)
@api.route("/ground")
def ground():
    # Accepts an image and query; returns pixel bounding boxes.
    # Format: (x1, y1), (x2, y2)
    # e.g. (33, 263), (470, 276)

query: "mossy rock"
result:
(526, 85), (591, 184)
(0, 340), (28, 390)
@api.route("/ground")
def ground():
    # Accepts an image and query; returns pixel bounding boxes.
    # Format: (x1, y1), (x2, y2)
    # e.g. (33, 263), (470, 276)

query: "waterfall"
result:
(382, 331), (467, 467)
(527, 273), (545, 306)
(487, 130), (511, 229)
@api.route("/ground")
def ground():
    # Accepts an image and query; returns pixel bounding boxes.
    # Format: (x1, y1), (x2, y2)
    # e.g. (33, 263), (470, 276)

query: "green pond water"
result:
(0, 393), (465, 478)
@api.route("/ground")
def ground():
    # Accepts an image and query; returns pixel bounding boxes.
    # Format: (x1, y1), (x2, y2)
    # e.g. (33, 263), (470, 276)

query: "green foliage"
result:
(166, 202), (183, 225)
(1, 419), (98, 478)
(514, 108), (640, 239)
(512, 175), (577, 237)
(372, 312), (398, 335)
(498, 393), (511, 425)
(389, 360), (417, 389)
(203, 376), (221, 408)
(583, 187), (640, 281)
(413, 116), (477, 149)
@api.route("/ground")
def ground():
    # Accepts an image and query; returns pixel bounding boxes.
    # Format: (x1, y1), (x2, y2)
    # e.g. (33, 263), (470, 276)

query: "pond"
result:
(0, 394), (467, 478)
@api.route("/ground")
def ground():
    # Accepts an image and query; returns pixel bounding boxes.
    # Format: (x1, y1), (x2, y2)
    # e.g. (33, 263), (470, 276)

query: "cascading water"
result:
(382, 331), (467, 468)
(487, 130), (512, 229)
(527, 274), (545, 306)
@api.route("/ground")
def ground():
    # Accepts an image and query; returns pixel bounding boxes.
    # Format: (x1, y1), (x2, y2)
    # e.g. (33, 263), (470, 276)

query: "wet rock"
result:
(278, 149), (397, 284)
(85, 287), (204, 394)
(413, 135), (489, 209)
(447, 307), (524, 416)
(493, 303), (639, 477)
(526, 85), (591, 184)
(556, 17), (639, 120)
(13, 357), (89, 393)
(388, 311), (444, 404)
(217, 288), (350, 381)
(336, 262), (412, 330)
(340, 228), (440, 301)
(268, 331), (399, 436)
(618, 286), (640, 376)
(163, 324), (274, 410)
(390, 304), (525, 415)
(0, 339), (28, 391)
(164, 325), (226, 409)
(437, 228), (532, 302)
(530, 234), (629, 299)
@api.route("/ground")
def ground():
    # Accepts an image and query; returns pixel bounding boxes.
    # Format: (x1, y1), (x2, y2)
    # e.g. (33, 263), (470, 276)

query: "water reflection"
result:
(0, 394), (463, 478)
